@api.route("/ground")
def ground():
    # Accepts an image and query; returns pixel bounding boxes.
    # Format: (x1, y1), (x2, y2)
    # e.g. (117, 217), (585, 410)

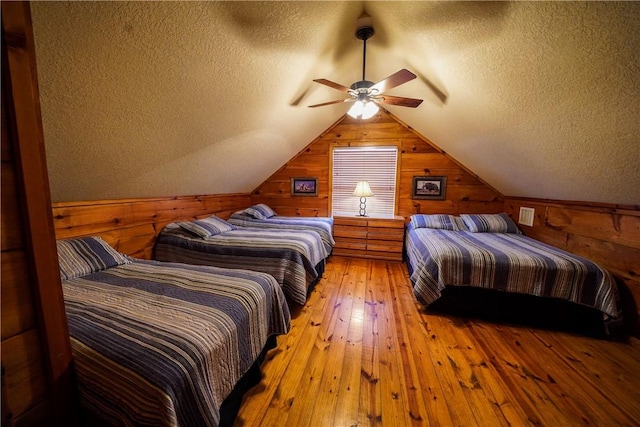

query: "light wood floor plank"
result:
(310, 258), (364, 426)
(333, 258), (367, 427)
(370, 261), (409, 427)
(271, 264), (345, 426)
(359, 259), (383, 426)
(444, 318), (533, 426)
(468, 321), (583, 426)
(234, 257), (640, 427)
(530, 329), (640, 422)
(389, 268), (455, 426)
(494, 324), (619, 425)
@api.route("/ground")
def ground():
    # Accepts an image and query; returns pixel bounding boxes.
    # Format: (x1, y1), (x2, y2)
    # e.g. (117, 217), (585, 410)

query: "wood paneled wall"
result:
(1, 51), (48, 427)
(504, 197), (640, 334)
(52, 194), (250, 258)
(2, 3), (75, 425)
(251, 109), (504, 218)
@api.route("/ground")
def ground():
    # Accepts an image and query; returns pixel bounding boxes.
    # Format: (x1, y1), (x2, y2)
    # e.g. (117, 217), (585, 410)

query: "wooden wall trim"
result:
(505, 195), (640, 215)
(51, 193), (248, 207)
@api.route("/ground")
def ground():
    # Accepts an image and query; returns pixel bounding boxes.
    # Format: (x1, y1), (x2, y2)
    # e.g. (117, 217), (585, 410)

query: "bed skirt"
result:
(219, 335), (277, 426)
(406, 259), (617, 338)
(78, 335), (279, 427)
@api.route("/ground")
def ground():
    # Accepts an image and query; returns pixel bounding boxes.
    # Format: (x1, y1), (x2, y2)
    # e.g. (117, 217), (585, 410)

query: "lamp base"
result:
(358, 197), (368, 217)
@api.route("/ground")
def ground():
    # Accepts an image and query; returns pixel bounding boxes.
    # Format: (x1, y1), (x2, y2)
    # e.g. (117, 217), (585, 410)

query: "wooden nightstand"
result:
(333, 215), (405, 261)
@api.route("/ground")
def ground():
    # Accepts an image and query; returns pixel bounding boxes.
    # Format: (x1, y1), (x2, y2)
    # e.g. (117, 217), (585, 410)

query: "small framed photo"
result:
(412, 176), (447, 200)
(291, 177), (318, 196)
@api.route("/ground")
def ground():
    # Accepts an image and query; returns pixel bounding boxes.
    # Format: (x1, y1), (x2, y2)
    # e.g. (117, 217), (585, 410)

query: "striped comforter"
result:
(406, 228), (622, 322)
(63, 260), (290, 427)
(228, 212), (335, 253)
(155, 223), (329, 304)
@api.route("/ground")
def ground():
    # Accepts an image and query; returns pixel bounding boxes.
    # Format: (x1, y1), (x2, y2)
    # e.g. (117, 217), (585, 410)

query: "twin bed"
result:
(154, 210), (331, 305)
(404, 213), (623, 332)
(227, 203), (335, 253)
(57, 236), (291, 427)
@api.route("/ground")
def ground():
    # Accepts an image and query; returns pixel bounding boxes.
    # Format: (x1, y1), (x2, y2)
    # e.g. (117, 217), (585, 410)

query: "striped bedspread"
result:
(228, 211), (335, 253)
(228, 211), (336, 254)
(63, 260), (290, 427)
(154, 223), (329, 304)
(405, 228), (622, 322)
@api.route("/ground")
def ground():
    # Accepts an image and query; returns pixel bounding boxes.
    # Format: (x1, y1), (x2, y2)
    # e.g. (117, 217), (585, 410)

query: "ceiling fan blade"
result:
(308, 98), (353, 108)
(313, 79), (351, 92)
(370, 69), (417, 94)
(376, 95), (423, 108)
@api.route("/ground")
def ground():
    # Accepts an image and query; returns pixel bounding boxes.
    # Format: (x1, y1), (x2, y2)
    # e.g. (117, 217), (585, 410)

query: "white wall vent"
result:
(518, 207), (535, 227)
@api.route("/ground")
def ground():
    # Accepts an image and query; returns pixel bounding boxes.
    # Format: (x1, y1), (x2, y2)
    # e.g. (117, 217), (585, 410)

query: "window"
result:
(331, 146), (398, 218)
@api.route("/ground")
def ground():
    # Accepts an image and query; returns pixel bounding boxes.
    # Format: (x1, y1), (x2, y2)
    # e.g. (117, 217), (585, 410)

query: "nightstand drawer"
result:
(334, 237), (367, 251)
(367, 226), (404, 241)
(334, 217), (368, 227)
(367, 239), (404, 253)
(369, 219), (404, 229)
(334, 224), (368, 239)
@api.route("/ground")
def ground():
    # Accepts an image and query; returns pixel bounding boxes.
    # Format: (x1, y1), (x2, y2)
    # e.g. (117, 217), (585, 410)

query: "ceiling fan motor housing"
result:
(350, 80), (375, 91)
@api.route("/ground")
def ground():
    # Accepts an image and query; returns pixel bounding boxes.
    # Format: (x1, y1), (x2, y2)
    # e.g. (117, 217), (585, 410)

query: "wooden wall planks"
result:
(250, 109), (504, 218)
(503, 197), (640, 334)
(51, 194), (251, 258)
(2, 3), (75, 424)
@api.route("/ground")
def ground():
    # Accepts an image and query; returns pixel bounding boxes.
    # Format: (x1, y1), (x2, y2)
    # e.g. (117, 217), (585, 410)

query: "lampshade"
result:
(347, 100), (379, 120)
(353, 181), (374, 197)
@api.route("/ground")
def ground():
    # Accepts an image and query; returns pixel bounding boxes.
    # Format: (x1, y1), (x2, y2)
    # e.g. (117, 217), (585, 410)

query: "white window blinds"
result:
(332, 146), (398, 218)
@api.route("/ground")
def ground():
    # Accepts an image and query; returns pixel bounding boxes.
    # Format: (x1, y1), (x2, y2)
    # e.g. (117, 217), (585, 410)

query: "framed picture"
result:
(412, 176), (447, 200)
(291, 177), (318, 196)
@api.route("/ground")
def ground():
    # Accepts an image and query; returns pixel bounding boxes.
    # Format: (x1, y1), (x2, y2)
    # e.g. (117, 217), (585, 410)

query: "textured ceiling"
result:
(31, 1), (640, 205)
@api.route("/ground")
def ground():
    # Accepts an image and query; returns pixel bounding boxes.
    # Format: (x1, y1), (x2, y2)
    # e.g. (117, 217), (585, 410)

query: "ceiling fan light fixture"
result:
(347, 100), (379, 120)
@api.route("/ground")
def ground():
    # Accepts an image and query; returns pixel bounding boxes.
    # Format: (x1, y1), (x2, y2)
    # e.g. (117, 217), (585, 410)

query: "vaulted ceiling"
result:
(30, 1), (639, 205)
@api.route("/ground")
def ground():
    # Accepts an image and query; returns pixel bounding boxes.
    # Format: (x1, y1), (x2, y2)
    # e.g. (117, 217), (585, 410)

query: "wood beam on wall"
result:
(2, 2), (75, 424)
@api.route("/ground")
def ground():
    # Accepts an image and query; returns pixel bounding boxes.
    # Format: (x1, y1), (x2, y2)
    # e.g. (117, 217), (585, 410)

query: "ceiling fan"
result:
(308, 15), (423, 119)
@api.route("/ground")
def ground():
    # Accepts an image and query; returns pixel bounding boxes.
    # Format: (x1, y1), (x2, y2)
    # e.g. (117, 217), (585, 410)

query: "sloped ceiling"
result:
(30, 1), (639, 205)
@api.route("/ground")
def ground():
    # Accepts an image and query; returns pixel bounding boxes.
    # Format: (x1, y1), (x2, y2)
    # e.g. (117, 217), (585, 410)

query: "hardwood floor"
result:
(234, 256), (640, 426)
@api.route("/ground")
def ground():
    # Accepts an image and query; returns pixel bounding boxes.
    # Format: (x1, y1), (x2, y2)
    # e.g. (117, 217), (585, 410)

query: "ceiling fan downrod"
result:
(352, 18), (375, 91)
